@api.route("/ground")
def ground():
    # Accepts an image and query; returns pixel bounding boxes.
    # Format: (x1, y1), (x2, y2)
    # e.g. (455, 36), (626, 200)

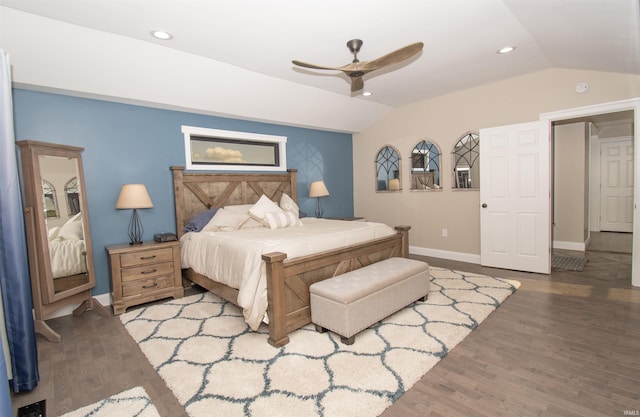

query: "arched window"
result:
(375, 145), (402, 191)
(65, 177), (81, 215)
(42, 179), (59, 219)
(452, 132), (480, 189)
(410, 140), (441, 190)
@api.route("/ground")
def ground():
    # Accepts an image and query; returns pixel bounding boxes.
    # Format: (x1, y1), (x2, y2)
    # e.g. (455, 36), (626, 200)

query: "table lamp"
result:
(115, 184), (154, 245)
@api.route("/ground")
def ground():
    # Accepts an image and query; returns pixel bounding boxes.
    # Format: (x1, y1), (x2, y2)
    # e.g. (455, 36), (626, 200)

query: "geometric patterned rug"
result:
(552, 255), (588, 271)
(58, 387), (161, 417)
(121, 267), (520, 417)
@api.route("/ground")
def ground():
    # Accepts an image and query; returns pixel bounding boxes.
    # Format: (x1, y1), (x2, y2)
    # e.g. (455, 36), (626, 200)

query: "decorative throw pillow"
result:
(224, 204), (266, 229)
(263, 211), (299, 229)
(183, 207), (219, 233)
(279, 193), (303, 225)
(58, 217), (84, 240)
(202, 208), (250, 232)
(249, 195), (285, 225)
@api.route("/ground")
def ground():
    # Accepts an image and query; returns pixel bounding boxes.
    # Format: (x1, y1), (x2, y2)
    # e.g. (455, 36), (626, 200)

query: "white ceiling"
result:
(1, 0), (638, 132)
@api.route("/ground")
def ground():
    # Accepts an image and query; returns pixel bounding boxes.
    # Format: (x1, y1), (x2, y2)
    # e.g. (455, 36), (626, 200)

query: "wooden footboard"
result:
(262, 225), (410, 347)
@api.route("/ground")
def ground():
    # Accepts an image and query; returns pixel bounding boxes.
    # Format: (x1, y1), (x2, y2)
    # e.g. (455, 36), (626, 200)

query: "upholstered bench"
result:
(309, 257), (430, 345)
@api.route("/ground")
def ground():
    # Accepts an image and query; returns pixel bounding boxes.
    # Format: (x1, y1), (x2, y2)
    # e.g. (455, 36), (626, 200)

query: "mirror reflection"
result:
(39, 155), (89, 293)
(375, 145), (402, 191)
(452, 132), (480, 189)
(411, 140), (441, 190)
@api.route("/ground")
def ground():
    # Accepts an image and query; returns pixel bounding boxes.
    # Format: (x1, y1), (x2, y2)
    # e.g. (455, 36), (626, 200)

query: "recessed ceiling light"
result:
(497, 46), (516, 54)
(362, 91), (372, 97)
(151, 30), (173, 40)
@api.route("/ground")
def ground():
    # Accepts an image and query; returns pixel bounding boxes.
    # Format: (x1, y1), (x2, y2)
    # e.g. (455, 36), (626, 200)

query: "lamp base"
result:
(315, 197), (324, 218)
(127, 209), (144, 245)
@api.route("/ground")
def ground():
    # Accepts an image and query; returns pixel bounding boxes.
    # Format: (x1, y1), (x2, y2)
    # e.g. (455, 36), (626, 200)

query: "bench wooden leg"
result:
(420, 294), (428, 302)
(341, 335), (355, 345)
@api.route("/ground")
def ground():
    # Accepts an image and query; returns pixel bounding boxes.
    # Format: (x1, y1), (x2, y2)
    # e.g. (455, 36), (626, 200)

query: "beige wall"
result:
(553, 122), (588, 245)
(353, 68), (640, 257)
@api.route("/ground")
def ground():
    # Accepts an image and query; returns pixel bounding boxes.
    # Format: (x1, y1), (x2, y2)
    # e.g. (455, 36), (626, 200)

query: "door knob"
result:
(482, 203), (488, 208)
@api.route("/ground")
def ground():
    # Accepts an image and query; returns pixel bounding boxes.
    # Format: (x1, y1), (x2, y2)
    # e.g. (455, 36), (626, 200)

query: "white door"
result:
(480, 121), (551, 274)
(600, 138), (634, 232)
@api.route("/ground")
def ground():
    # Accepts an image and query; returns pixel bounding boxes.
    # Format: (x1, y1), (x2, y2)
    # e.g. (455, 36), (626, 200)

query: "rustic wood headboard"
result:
(171, 166), (298, 238)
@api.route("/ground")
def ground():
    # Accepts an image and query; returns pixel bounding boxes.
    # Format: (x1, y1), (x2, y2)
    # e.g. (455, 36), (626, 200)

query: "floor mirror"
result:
(17, 140), (108, 342)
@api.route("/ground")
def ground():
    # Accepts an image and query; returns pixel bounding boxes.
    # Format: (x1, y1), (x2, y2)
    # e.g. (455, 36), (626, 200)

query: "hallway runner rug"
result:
(59, 386), (161, 417)
(121, 267), (520, 417)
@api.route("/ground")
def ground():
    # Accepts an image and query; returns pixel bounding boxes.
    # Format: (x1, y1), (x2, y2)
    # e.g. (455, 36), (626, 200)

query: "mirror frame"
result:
(17, 140), (96, 304)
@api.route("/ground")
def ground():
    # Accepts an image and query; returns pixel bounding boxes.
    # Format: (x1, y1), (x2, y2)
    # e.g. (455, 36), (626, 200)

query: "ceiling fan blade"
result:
(362, 42), (424, 71)
(292, 60), (342, 71)
(351, 77), (364, 92)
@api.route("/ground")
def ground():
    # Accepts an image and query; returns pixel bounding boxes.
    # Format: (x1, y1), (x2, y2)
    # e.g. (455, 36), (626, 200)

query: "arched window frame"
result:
(42, 179), (60, 219)
(410, 139), (442, 191)
(451, 131), (480, 190)
(64, 176), (81, 216)
(375, 145), (402, 192)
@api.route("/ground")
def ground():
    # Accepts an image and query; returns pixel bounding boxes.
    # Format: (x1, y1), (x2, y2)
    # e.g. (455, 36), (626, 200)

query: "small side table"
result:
(106, 240), (184, 315)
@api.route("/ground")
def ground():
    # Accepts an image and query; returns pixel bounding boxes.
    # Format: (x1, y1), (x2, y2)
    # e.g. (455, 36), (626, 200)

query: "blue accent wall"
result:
(12, 89), (353, 296)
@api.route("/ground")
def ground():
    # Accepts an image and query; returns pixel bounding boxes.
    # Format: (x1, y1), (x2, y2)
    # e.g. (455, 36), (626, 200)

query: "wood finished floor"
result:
(11, 248), (640, 417)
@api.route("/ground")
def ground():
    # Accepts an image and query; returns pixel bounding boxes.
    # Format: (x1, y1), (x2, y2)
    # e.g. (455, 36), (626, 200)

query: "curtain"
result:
(0, 49), (39, 393)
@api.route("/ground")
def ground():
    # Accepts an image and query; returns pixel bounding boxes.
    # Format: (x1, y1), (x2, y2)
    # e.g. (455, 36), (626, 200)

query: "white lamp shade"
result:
(388, 178), (401, 190)
(309, 180), (329, 198)
(115, 184), (154, 209)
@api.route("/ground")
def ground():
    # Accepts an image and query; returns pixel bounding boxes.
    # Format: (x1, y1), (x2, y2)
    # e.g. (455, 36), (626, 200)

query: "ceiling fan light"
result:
(151, 30), (173, 40)
(497, 46), (516, 54)
(362, 91), (372, 97)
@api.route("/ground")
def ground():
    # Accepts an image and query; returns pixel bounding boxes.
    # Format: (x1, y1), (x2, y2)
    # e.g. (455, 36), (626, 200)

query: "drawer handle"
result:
(140, 255), (157, 260)
(140, 269), (157, 275)
(142, 282), (158, 289)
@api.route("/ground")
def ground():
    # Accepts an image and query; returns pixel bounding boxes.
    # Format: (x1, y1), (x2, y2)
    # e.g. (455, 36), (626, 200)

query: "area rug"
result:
(552, 254), (588, 271)
(121, 267), (520, 417)
(59, 386), (161, 417)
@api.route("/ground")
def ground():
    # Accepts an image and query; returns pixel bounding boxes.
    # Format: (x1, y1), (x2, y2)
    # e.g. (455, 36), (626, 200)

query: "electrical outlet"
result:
(17, 400), (46, 417)
(442, 228), (448, 237)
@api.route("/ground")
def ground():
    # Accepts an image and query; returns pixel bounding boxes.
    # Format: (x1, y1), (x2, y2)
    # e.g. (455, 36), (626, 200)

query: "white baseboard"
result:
(410, 245), (481, 264)
(553, 240), (586, 251)
(46, 292), (112, 320)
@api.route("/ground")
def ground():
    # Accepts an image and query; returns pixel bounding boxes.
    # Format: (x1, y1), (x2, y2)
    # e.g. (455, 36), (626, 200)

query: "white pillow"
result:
(202, 208), (249, 232)
(224, 204), (253, 214)
(279, 193), (302, 226)
(264, 211), (299, 229)
(249, 195), (284, 224)
(58, 218), (84, 240)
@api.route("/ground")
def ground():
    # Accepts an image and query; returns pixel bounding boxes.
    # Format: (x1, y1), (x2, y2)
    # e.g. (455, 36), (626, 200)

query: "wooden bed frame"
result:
(171, 166), (410, 347)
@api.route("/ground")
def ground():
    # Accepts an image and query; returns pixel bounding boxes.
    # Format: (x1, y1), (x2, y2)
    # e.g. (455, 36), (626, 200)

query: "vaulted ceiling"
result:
(1, 0), (638, 132)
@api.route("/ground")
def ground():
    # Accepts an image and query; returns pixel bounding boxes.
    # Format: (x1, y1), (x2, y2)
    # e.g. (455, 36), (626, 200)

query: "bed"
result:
(48, 213), (87, 279)
(172, 166), (410, 347)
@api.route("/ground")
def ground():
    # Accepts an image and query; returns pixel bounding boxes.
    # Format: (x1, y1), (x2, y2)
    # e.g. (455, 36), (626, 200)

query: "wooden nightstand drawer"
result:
(122, 275), (175, 297)
(121, 261), (175, 282)
(120, 247), (173, 267)
(106, 240), (184, 315)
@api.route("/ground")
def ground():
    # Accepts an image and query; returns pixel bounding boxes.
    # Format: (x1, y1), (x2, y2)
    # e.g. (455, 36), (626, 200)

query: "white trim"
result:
(44, 292), (112, 319)
(182, 125), (287, 172)
(540, 98), (640, 121)
(552, 240), (586, 251)
(541, 97), (640, 287)
(410, 245), (481, 264)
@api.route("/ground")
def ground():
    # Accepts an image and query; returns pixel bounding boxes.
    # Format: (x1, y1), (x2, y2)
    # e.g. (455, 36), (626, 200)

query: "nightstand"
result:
(106, 240), (184, 315)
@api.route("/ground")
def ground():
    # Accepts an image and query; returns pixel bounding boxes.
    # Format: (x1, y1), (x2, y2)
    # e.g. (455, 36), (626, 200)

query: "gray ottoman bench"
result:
(309, 257), (430, 345)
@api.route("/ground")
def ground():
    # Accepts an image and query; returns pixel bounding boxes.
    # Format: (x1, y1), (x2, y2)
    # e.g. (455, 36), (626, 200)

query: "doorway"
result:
(541, 99), (640, 287)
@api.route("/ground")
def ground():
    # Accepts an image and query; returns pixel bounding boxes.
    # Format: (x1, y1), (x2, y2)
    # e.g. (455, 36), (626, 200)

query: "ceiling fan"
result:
(292, 39), (424, 93)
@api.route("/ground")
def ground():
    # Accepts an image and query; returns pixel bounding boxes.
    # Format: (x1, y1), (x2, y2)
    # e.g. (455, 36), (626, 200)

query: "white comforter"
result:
(49, 238), (86, 279)
(180, 218), (397, 329)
